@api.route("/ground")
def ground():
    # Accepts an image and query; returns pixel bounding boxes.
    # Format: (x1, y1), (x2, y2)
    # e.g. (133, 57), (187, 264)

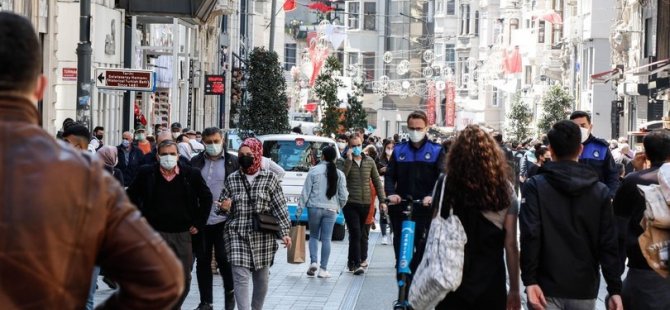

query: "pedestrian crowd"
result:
(3, 11), (670, 310)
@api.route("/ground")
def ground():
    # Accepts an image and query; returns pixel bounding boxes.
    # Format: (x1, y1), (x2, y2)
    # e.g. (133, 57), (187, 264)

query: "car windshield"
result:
(263, 140), (334, 172)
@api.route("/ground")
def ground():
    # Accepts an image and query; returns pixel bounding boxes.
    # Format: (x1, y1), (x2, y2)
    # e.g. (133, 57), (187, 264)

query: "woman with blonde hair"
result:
(433, 125), (521, 310)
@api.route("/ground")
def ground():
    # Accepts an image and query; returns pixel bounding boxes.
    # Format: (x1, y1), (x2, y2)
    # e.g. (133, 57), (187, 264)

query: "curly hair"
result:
(444, 125), (511, 212)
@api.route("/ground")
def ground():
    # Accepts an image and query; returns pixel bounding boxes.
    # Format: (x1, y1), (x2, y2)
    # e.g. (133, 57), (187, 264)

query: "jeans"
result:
(307, 207), (338, 270)
(622, 267), (670, 309)
(193, 222), (234, 304)
(159, 231), (193, 310)
(232, 266), (270, 310)
(343, 203), (369, 268)
(362, 224), (371, 262)
(530, 297), (595, 310)
(85, 266), (100, 310)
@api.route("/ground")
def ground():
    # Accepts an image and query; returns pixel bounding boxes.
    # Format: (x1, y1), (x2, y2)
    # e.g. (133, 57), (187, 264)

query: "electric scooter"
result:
(387, 196), (423, 310)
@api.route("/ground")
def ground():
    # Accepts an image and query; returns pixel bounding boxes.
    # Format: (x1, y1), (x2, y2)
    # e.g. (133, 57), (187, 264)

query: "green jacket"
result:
(343, 155), (386, 205)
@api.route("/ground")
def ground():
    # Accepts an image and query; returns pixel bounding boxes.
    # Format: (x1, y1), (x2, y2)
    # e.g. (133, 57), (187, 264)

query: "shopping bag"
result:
(287, 223), (306, 264)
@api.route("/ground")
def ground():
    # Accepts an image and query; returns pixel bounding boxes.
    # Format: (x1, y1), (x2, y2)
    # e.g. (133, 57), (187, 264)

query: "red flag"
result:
(308, 2), (334, 13)
(283, 0), (297, 12)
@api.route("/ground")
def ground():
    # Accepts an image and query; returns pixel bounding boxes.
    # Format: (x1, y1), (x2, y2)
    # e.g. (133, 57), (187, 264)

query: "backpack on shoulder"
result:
(636, 163), (670, 278)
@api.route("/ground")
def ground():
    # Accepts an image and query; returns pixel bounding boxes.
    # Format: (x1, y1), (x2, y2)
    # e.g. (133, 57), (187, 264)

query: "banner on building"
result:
(426, 83), (436, 125)
(445, 81), (456, 127)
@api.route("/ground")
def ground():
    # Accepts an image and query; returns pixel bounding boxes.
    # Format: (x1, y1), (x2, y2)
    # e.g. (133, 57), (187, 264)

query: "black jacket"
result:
(580, 135), (620, 198)
(520, 161), (621, 298)
(190, 151), (240, 181)
(126, 163), (212, 231)
(116, 144), (144, 187)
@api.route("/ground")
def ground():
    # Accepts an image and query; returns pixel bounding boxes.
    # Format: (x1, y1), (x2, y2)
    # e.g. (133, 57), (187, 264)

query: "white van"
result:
(257, 134), (346, 240)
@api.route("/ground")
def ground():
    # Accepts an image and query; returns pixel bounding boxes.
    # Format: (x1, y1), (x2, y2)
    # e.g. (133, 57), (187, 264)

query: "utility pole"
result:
(269, 0), (277, 52)
(76, 0), (92, 129)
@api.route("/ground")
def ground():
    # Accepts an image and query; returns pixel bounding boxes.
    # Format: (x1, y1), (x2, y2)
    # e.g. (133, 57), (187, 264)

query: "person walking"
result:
(432, 125), (521, 310)
(525, 146), (551, 179)
(613, 131), (670, 309)
(126, 140), (213, 309)
(377, 140), (394, 245)
(190, 127), (239, 310)
(97, 145), (125, 185)
(0, 11), (183, 309)
(217, 138), (291, 310)
(520, 120), (622, 310)
(91, 126), (105, 151)
(299, 146), (348, 278)
(63, 124), (96, 154)
(135, 126), (152, 155)
(117, 131), (144, 187)
(343, 136), (386, 275)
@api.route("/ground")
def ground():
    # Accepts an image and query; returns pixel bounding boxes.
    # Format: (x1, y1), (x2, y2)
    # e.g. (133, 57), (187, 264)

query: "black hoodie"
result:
(520, 161), (622, 299)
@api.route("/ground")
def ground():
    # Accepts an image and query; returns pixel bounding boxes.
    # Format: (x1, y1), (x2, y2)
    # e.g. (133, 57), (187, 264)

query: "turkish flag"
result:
(283, 0), (297, 11)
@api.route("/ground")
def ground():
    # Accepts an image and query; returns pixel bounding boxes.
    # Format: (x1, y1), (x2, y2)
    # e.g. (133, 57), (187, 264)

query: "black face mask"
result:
(96, 134), (103, 140)
(239, 155), (254, 169)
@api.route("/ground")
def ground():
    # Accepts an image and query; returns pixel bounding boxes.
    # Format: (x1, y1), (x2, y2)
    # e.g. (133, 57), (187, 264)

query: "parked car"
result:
(258, 134), (346, 241)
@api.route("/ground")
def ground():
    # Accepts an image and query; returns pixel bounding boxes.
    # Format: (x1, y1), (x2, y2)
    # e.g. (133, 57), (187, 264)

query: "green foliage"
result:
(506, 91), (532, 143)
(239, 47), (290, 135)
(314, 56), (344, 137)
(345, 80), (367, 131)
(537, 84), (574, 135)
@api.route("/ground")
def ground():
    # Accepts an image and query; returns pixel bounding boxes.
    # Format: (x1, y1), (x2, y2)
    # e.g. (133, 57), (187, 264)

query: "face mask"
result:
(172, 132), (180, 139)
(196, 138), (202, 143)
(239, 155), (255, 169)
(136, 134), (145, 141)
(122, 140), (130, 148)
(205, 143), (223, 156)
(95, 134), (103, 140)
(580, 127), (589, 143)
(352, 146), (363, 157)
(337, 142), (347, 150)
(385, 149), (393, 156)
(408, 130), (426, 143)
(159, 155), (178, 170)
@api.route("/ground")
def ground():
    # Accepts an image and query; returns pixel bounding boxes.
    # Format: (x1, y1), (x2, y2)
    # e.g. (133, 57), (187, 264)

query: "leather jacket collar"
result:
(0, 95), (40, 125)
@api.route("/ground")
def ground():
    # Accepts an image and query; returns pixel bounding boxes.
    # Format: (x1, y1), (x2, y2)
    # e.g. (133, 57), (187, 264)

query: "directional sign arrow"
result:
(97, 73), (105, 84)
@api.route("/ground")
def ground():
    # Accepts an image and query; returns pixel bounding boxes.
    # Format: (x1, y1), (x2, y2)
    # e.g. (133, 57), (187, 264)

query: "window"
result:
(458, 56), (469, 87)
(363, 2), (376, 30)
(263, 140), (336, 172)
(509, 18), (519, 45)
(538, 21), (545, 43)
(445, 44), (456, 74)
(348, 52), (359, 67)
(644, 18), (656, 57)
(551, 23), (563, 48)
(447, 0), (455, 15)
(348, 2), (360, 29)
(459, 4), (470, 35)
(284, 43), (297, 71)
(362, 52), (375, 92)
(492, 87), (499, 107)
(525, 65), (532, 84)
(436, 0), (444, 15)
(474, 11), (479, 36)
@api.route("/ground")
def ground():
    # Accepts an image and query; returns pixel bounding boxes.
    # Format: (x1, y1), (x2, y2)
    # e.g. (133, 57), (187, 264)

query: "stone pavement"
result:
(94, 228), (613, 310)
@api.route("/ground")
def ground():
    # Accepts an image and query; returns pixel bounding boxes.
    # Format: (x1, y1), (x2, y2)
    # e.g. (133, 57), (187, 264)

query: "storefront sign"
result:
(204, 75), (225, 95)
(62, 68), (77, 81)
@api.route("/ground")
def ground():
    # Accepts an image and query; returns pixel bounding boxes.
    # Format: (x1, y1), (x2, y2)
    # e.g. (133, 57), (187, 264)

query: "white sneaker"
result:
(381, 236), (389, 245)
(307, 263), (318, 276)
(317, 268), (331, 278)
(360, 260), (369, 268)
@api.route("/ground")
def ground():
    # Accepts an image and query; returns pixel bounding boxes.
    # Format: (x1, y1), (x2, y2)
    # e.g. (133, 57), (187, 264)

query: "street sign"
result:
(62, 68), (77, 81)
(204, 75), (225, 95)
(95, 68), (156, 92)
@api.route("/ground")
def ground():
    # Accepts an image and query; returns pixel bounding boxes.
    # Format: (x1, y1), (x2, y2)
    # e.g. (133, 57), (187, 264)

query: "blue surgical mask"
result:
(122, 140), (130, 148)
(352, 146), (363, 156)
(205, 143), (223, 156)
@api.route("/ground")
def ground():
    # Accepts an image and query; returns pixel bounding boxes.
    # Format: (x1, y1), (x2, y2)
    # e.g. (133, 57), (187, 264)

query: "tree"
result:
(314, 56), (344, 137)
(345, 80), (368, 131)
(506, 91), (532, 143)
(537, 84), (574, 134)
(239, 47), (290, 135)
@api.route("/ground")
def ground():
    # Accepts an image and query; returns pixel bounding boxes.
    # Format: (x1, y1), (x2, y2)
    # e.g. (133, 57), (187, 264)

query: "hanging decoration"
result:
(283, 0), (297, 12)
(308, 1), (334, 13)
(383, 51), (393, 64)
(423, 50), (434, 63)
(397, 60), (410, 75)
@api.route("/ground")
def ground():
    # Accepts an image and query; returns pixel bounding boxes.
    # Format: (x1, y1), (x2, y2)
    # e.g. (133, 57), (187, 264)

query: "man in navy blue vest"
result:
(570, 111), (620, 198)
(385, 111), (445, 295)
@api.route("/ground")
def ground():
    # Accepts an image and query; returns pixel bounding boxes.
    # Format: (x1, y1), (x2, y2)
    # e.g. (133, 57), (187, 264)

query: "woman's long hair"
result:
(322, 146), (338, 199)
(444, 125), (511, 212)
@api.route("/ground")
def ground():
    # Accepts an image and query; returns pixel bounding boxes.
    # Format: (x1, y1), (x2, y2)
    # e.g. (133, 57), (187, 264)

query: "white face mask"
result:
(205, 143), (223, 156)
(408, 130), (426, 143)
(580, 127), (590, 143)
(159, 155), (178, 170)
(337, 142), (347, 150)
(385, 149), (393, 156)
(172, 132), (180, 139)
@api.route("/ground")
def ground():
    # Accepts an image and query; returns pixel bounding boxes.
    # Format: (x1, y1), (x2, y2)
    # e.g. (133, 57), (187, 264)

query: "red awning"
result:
(591, 68), (621, 83)
(630, 58), (670, 76)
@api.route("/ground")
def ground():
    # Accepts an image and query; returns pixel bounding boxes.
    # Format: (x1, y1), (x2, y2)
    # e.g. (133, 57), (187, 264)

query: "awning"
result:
(531, 10), (563, 25)
(116, 0), (218, 24)
(591, 68), (621, 84)
(630, 58), (670, 76)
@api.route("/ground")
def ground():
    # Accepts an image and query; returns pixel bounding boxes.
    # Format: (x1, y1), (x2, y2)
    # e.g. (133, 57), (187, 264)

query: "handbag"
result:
(287, 222), (306, 264)
(409, 175), (467, 310)
(241, 172), (281, 234)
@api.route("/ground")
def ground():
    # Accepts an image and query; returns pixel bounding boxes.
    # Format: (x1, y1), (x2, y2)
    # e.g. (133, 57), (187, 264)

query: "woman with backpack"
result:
(433, 125), (521, 310)
(298, 146), (348, 278)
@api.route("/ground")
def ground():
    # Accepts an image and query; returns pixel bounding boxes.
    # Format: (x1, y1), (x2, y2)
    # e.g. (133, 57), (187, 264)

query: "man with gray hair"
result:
(117, 130), (144, 186)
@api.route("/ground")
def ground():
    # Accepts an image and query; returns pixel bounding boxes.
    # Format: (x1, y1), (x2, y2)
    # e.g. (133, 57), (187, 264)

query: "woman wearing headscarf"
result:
(217, 138), (291, 310)
(97, 145), (124, 185)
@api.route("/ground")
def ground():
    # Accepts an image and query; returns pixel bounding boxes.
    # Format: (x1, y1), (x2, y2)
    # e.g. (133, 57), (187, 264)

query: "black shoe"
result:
(193, 303), (213, 310)
(225, 290), (235, 310)
(353, 266), (365, 275)
(102, 277), (117, 289)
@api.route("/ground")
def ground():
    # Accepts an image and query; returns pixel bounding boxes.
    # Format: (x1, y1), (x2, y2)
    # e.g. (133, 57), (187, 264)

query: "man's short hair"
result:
(157, 140), (178, 153)
(547, 120), (582, 160)
(493, 132), (503, 143)
(202, 127), (223, 138)
(407, 111), (428, 125)
(643, 130), (670, 164)
(569, 110), (591, 124)
(63, 124), (91, 140)
(93, 126), (104, 133)
(0, 12), (42, 93)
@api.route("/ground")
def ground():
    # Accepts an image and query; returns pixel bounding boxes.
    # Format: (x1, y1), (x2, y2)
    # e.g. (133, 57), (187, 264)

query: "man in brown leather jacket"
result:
(0, 12), (184, 309)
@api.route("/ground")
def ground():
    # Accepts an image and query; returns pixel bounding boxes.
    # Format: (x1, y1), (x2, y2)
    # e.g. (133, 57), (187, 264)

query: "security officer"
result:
(570, 110), (620, 198)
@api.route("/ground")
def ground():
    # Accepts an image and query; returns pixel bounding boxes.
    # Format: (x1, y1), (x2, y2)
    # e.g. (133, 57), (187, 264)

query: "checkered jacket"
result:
(221, 170), (290, 270)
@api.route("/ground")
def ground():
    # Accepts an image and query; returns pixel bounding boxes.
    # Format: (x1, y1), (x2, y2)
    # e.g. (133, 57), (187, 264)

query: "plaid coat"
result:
(221, 170), (290, 270)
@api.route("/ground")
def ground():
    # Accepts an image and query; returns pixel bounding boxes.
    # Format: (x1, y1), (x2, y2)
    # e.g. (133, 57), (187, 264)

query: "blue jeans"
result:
(308, 207), (337, 270)
(86, 266), (100, 310)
